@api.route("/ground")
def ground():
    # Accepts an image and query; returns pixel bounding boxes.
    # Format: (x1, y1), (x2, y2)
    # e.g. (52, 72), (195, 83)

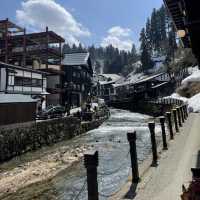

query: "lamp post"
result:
(64, 81), (73, 114)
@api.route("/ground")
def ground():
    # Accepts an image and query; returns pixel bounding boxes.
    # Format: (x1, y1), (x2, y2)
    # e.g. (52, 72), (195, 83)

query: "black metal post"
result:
(185, 105), (188, 118)
(166, 112), (174, 140)
(176, 107), (182, 127)
(172, 109), (179, 133)
(84, 151), (99, 200)
(159, 116), (168, 150)
(148, 122), (158, 166)
(127, 131), (140, 183)
(180, 106), (185, 123)
(183, 105), (187, 120)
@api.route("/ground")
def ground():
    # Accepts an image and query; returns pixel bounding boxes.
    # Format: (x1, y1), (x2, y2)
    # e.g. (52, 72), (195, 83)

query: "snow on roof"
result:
(134, 73), (166, 84)
(100, 74), (122, 82)
(0, 94), (37, 103)
(62, 52), (90, 66)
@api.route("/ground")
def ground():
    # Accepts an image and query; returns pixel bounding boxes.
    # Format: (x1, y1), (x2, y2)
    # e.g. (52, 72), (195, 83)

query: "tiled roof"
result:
(62, 52), (90, 66)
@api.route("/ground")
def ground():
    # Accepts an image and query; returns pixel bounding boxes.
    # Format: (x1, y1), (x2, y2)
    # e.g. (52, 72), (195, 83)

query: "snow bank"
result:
(188, 66), (199, 74)
(170, 93), (188, 103)
(164, 92), (200, 113)
(182, 68), (200, 85)
(188, 93), (200, 112)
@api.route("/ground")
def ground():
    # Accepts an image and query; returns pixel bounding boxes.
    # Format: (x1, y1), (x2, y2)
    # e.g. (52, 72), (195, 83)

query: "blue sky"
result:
(0, 0), (163, 51)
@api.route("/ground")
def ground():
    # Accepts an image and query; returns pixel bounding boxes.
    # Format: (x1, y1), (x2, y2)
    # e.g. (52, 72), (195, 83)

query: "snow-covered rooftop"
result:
(100, 74), (122, 82)
(0, 94), (37, 103)
(62, 53), (90, 66)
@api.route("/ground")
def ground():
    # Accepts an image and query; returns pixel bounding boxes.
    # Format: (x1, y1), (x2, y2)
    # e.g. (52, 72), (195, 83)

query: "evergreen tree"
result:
(139, 28), (154, 73)
(145, 18), (153, 54)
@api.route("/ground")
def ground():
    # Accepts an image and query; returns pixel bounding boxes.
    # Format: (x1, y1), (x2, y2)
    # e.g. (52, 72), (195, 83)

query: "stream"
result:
(2, 109), (161, 200)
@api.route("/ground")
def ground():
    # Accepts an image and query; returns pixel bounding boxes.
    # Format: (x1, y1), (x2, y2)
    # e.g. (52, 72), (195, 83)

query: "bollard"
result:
(184, 105), (188, 119)
(84, 151), (99, 200)
(176, 107), (182, 127)
(166, 112), (174, 140)
(148, 122), (158, 166)
(183, 105), (187, 120)
(159, 116), (168, 150)
(185, 105), (188, 118)
(180, 106), (185, 123)
(127, 131), (140, 183)
(172, 109), (179, 133)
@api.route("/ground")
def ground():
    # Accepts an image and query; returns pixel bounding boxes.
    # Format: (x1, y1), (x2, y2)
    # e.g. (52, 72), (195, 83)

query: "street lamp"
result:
(64, 81), (73, 110)
(177, 30), (186, 38)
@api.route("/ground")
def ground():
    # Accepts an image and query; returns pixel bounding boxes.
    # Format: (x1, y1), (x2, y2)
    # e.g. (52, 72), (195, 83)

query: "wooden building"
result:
(62, 52), (93, 107)
(164, 0), (200, 67)
(0, 94), (37, 126)
(0, 18), (65, 106)
(111, 72), (174, 102)
(0, 62), (47, 95)
(97, 74), (122, 101)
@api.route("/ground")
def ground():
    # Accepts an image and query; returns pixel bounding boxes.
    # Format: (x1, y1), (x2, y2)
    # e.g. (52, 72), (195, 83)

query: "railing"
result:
(148, 97), (184, 106)
(71, 102), (189, 200)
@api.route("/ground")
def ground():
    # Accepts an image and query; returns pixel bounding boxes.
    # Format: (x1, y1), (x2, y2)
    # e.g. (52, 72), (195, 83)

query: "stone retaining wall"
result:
(0, 116), (107, 163)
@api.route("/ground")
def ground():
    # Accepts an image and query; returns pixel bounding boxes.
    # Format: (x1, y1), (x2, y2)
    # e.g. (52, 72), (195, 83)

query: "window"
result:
(23, 78), (32, 86)
(77, 84), (81, 90)
(15, 77), (23, 86)
(14, 77), (42, 87)
(73, 71), (76, 77)
(32, 79), (42, 87)
(77, 73), (80, 78)
(82, 84), (85, 91)
(8, 75), (14, 86)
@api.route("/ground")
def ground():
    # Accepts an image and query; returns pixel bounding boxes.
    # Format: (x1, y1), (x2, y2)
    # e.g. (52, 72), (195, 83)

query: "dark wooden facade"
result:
(0, 102), (36, 126)
(164, 0), (200, 67)
(62, 53), (93, 107)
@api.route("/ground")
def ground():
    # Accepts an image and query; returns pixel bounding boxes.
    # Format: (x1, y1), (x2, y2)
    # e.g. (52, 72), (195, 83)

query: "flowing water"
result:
(3, 109), (162, 200)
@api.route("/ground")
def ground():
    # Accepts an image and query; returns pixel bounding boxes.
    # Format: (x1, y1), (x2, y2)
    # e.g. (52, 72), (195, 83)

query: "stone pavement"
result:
(110, 113), (200, 200)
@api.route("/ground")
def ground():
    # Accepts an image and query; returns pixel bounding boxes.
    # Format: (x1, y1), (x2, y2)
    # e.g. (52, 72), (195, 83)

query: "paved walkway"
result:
(111, 113), (200, 200)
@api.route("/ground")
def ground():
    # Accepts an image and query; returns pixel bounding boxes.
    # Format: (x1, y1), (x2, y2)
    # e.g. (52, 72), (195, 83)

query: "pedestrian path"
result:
(111, 113), (200, 200)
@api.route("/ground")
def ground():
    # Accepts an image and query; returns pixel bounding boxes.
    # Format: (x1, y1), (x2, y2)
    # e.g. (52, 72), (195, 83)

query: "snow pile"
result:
(188, 93), (200, 112)
(124, 73), (145, 84)
(182, 67), (200, 86)
(170, 93), (188, 103)
(188, 65), (199, 74)
(164, 92), (200, 113)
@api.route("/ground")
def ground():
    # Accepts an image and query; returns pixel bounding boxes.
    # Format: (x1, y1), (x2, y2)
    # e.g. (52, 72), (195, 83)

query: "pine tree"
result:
(140, 28), (154, 73)
(146, 18), (153, 54)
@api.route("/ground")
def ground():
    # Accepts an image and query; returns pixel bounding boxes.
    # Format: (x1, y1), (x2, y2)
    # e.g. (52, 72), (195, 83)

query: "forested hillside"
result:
(63, 5), (195, 76)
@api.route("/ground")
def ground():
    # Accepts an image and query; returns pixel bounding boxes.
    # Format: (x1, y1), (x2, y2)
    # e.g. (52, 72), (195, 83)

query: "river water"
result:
(3, 109), (162, 200)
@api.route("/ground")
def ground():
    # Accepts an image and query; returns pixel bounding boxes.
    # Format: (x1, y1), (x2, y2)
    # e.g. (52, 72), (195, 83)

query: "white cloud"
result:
(101, 26), (133, 52)
(16, 0), (91, 45)
(108, 26), (132, 37)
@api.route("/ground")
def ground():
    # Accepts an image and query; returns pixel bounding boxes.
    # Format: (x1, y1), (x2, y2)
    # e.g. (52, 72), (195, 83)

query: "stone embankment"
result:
(0, 109), (109, 163)
(0, 109), (109, 199)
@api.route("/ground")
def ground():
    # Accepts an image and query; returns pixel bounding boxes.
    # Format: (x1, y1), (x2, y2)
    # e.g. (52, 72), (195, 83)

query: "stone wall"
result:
(0, 117), (81, 162)
(0, 107), (110, 163)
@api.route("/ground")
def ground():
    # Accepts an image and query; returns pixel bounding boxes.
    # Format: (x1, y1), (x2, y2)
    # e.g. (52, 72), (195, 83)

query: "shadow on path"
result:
(123, 183), (138, 199)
